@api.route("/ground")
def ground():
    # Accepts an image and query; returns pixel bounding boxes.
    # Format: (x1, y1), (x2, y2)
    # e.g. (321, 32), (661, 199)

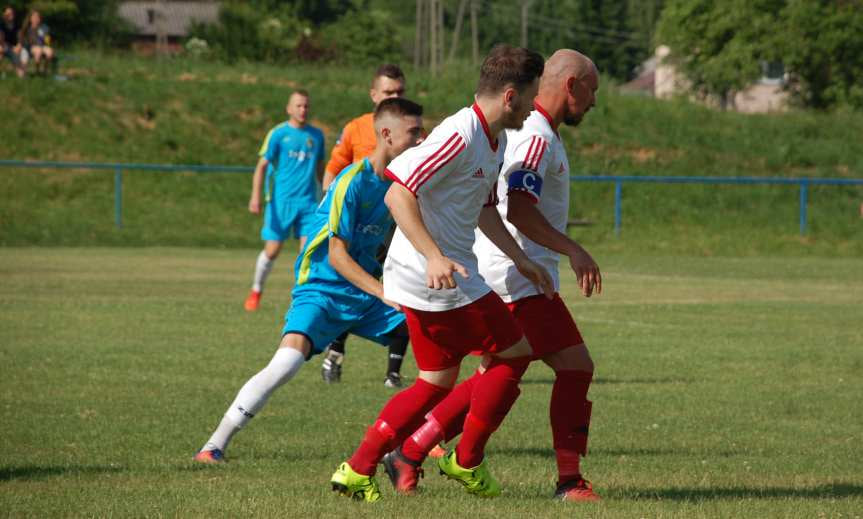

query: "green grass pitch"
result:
(1, 247), (861, 517)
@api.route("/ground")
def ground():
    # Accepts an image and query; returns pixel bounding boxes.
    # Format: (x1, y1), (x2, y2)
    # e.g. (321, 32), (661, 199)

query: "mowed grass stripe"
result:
(1, 248), (861, 518)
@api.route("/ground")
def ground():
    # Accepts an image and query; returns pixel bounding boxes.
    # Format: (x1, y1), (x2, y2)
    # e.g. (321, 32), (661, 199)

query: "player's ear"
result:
(503, 87), (516, 107)
(380, 127), (391, 143)
(566, 76), (577, 97)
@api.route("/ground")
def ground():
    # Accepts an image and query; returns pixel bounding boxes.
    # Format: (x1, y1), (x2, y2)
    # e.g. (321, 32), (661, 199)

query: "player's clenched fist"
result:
(426, 254), (468, 290)
(248, 196), (261, 214)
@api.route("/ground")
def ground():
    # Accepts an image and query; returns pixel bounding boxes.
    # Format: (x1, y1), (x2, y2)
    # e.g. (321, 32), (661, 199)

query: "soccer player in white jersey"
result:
(330, 44), (553, 503)
(380, 49), (603, 502)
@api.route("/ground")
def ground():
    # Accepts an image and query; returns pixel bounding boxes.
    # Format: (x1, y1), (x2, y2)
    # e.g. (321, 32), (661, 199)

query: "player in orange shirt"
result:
(321, 64), (408, 389)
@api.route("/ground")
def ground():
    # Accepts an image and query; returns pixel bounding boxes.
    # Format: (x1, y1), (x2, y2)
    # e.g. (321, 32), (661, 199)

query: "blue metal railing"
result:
(570, 174), (863, 236)
(2, 159), (861, 236)
(0, 160), (251, 229)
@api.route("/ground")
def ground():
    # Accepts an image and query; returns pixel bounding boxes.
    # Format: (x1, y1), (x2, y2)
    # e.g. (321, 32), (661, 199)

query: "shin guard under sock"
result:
(456, 357), (530, 468)
(348, 378), (449, 475)
(551, 369), (593, 482)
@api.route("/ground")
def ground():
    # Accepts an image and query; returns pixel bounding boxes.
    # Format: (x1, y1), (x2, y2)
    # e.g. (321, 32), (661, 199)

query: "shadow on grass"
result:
(520, 376), (693, 386)
(496, 446), (740, 458)
(0, 464), (124, 481)
(609, 483), (863, 501)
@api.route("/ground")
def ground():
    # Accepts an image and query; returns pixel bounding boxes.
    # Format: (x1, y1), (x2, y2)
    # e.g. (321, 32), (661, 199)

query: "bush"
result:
(320, 8), (400, 65)
(187, 2), (401, 65)
(188, 1), (310, 63)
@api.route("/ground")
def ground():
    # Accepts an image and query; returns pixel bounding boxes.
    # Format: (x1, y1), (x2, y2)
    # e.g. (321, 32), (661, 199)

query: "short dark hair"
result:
(290, 89), (309, 99)
(476, 44), (545, 96)
(373, 64), (405, 85)
(374, 97), (423, 121)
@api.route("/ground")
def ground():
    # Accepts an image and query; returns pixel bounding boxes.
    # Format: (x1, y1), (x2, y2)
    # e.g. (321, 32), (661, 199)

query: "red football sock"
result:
(456, 357), (529, 468)
(401, 370), (481, 462)
(551, 370), (593, 483)
(348, 378), (450, 475)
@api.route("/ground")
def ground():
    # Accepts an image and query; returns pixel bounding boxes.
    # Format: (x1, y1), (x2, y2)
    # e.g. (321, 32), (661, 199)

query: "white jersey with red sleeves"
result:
(474, 104), (570, 302)
(383, 103), (506, 311)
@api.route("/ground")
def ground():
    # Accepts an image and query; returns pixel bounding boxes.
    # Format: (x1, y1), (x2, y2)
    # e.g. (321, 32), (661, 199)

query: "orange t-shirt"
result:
(325, 112), (377, 175)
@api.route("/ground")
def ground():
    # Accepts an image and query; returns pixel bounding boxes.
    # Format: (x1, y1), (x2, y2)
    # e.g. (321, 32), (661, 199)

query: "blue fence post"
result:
(799, 180), (808, 236)
(614, 181), (622, 237)
(114, 166), (123, 229)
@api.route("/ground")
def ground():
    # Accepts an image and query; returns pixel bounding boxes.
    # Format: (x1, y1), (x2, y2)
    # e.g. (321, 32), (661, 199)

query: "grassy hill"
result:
(1, 50), (861, 255)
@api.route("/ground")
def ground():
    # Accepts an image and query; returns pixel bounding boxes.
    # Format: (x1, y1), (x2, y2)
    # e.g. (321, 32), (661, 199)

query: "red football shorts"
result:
(402, 290), (524, 371)
(509, 293), (585, 359)
(470, 293), (585, 359)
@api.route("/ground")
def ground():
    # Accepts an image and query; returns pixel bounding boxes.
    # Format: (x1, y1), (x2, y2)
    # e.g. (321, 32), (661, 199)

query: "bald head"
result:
(536, 49), (599, 128)
(540, 49), (597, 92)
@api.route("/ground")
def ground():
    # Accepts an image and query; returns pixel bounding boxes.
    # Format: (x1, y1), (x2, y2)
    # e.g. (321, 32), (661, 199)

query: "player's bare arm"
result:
(328, 236), (400, 310)
(249, 157), (269, 214)
(384, 182), (467, 290)
(507, 192), (601, 297)
(478, 205), (554, 298)
(316, 159), (325, 186)
(322, 170), (337, 191)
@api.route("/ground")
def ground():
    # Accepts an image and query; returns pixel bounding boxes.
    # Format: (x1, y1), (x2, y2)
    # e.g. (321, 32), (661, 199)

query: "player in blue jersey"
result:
(245, 90), (326, 312)
(195, 98), (425, 464)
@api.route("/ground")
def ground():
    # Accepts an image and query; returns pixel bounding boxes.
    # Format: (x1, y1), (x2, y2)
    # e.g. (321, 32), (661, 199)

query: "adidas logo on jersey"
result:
(472, 168), (485, 178)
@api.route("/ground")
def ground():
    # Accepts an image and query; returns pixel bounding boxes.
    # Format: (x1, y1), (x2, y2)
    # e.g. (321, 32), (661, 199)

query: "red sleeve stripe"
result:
(522, 136), (539, 171)
(407, 136), (465, 192)
(525, 137), (547, 171)
(530, 139), (547, 171)
(404, 132), (460, 188)
(385, 168), (418, 197)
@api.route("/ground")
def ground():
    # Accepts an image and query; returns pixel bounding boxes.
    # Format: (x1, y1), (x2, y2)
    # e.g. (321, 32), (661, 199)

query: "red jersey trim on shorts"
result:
(472, 103), (498, 152)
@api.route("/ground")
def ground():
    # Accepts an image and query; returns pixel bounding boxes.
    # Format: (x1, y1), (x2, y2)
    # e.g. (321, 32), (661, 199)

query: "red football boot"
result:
(381, 447), (424, 495)
(554, 477), (600, 502)
(244, 290), (261, 312)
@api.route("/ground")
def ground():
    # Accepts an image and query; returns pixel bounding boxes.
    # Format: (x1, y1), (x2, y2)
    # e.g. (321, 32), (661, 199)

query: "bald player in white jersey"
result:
(381, 49), (603, 502)
(330, 44), (554, 503)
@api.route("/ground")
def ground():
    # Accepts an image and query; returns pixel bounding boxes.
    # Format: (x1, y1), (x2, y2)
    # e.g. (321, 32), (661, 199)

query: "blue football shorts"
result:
(282, 287), (405, 356)
(261, 198), (318, 241)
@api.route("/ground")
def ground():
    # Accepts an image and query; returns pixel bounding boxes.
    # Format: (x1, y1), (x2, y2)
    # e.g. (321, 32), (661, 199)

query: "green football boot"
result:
(330, 462), (381, 502)
(437, 449), (501, 497)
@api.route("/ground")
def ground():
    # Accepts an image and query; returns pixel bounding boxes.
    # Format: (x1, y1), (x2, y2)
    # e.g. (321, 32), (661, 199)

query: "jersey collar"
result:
(533, 101), (559, 138)
(471, 103), (498, 152)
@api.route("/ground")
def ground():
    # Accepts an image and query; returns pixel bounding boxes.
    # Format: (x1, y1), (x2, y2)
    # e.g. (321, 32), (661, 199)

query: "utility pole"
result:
(415, 0), (424, 69)
(437, 0), (445, 67)
(155, 0), (168, 57)
(448, 0), (468, 62)
(470, 0), (478, 64)
(520, 0), (533, 48)
(429, 0), (438, 74)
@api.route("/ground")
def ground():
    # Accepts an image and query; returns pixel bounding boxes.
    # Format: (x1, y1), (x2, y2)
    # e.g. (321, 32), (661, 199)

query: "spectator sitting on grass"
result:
(20, 9), (51, 75)
(1, 5), (27, 78)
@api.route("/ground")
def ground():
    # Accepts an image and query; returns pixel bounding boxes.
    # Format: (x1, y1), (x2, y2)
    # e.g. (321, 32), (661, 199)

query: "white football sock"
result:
(251, 250), (275, 293)
(202, 347), (305, 452)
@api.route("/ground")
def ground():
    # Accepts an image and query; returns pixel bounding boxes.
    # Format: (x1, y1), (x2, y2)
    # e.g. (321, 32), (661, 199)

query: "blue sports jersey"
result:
(293, 158), (393, 297)
(258, 122), (325, 203)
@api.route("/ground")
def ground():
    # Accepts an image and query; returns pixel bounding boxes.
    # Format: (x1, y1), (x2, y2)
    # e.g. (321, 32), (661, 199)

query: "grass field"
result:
(1, 247), (861, 517)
